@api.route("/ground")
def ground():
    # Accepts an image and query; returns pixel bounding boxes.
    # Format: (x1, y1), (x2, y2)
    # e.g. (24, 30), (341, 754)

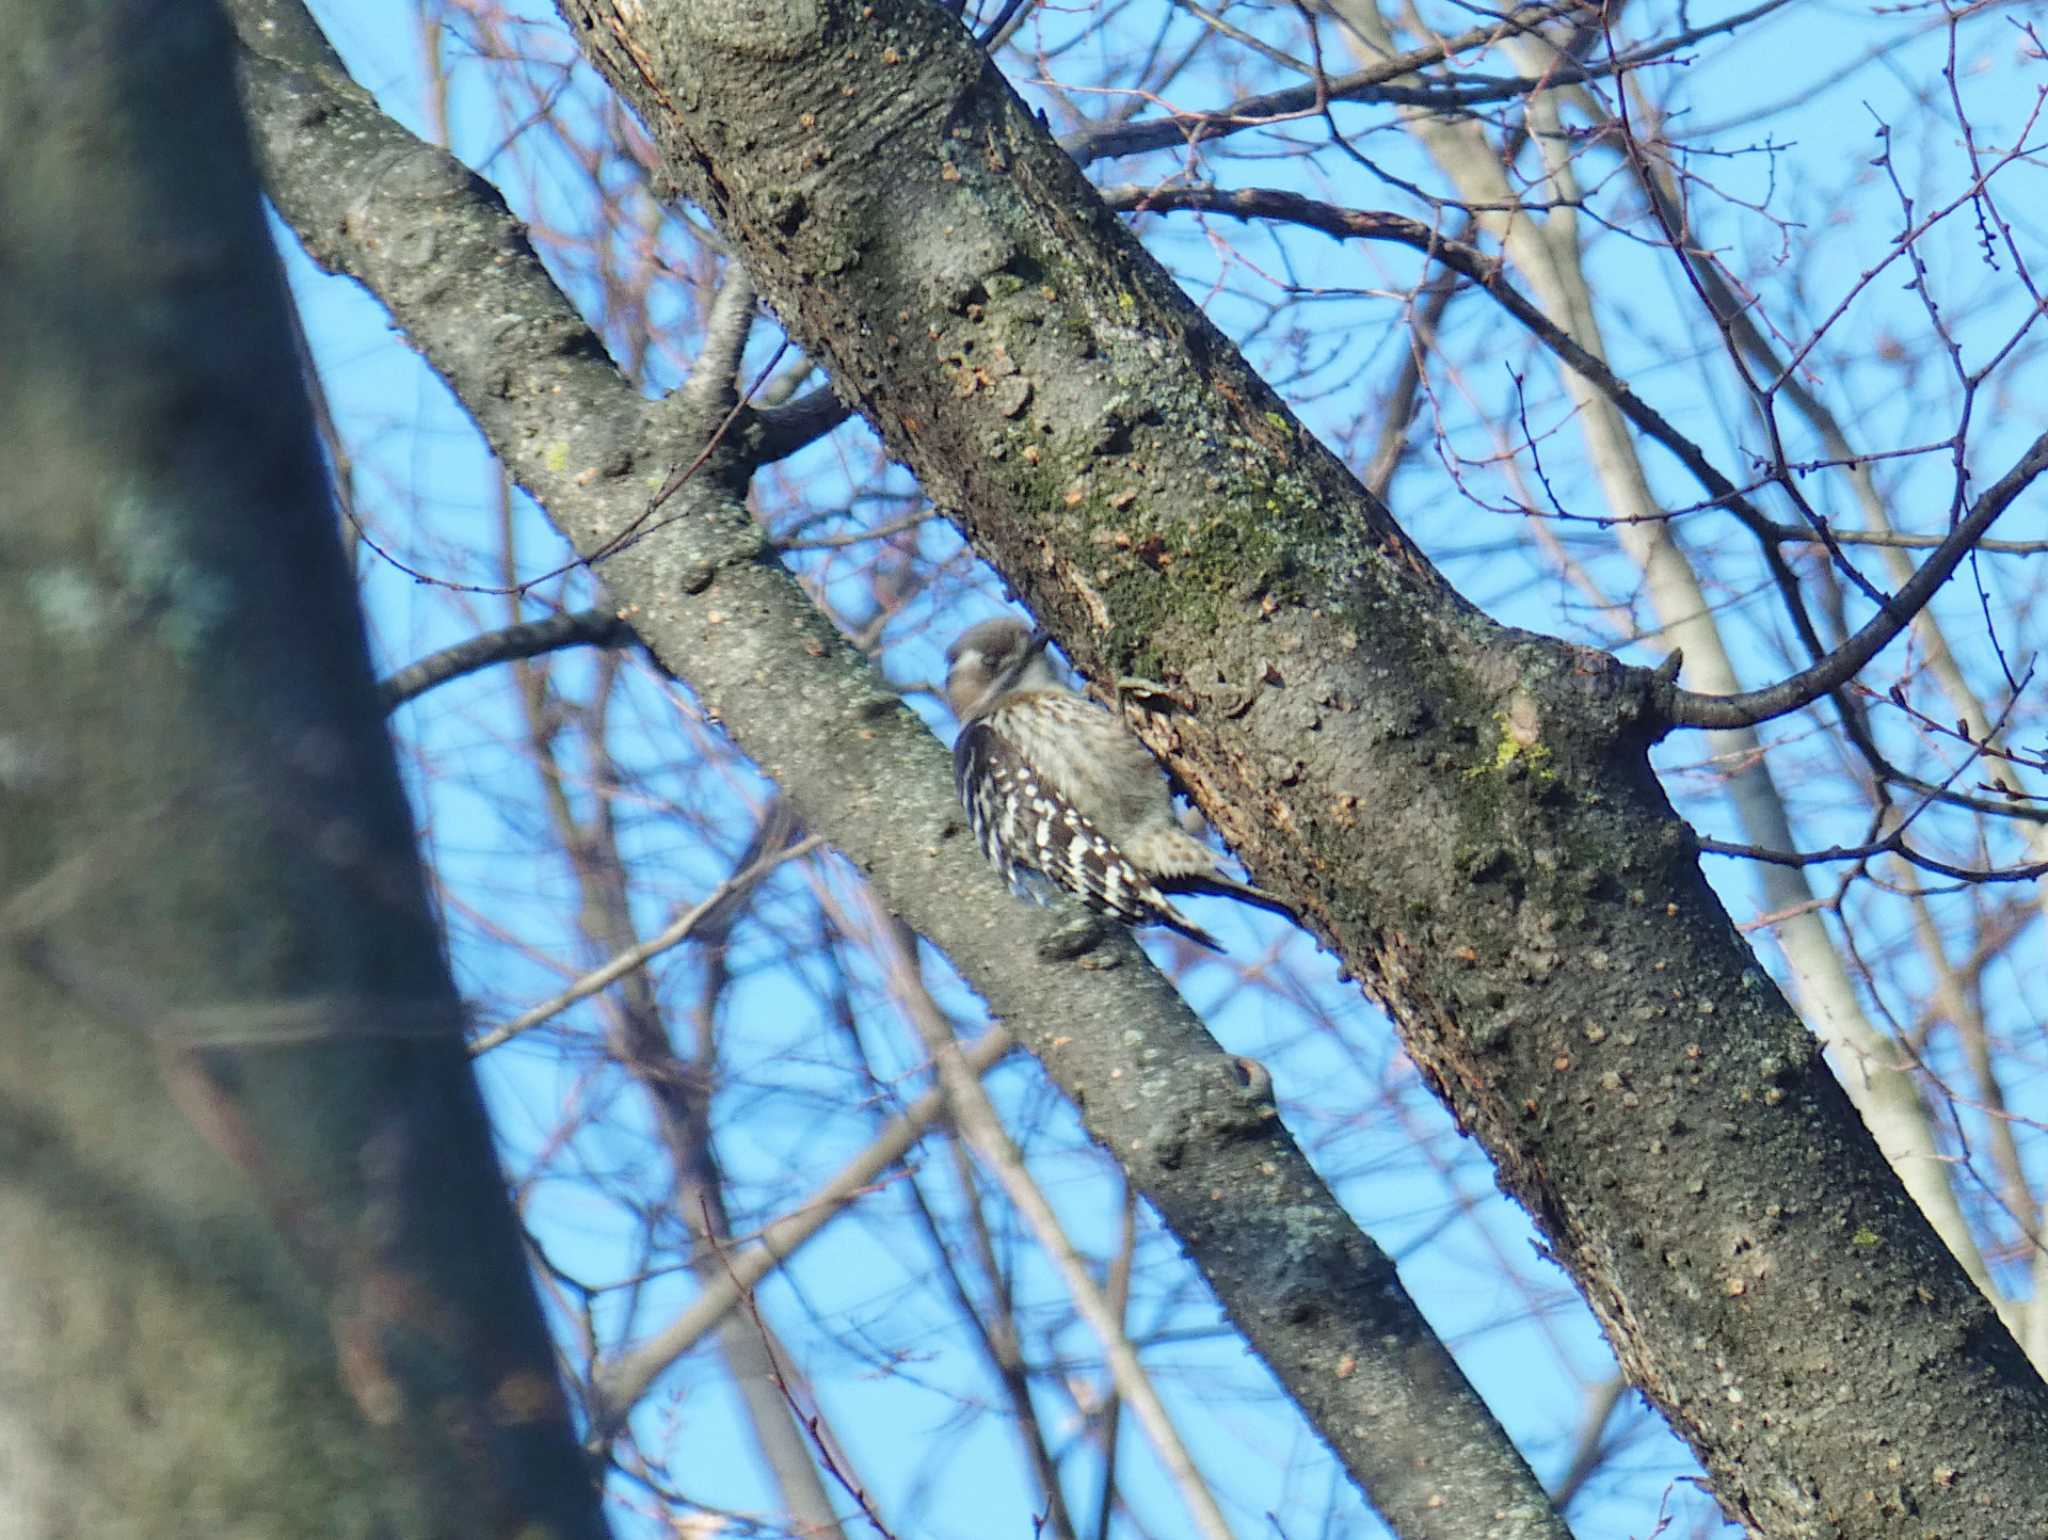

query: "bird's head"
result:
(944, 617), (1059, 722)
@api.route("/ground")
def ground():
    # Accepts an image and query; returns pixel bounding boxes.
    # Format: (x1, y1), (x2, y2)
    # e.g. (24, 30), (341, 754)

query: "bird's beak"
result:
(1026, 626), (1054, 656)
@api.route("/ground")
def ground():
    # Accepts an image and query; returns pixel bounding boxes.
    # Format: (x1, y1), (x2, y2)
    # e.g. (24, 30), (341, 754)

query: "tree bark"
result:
(0, 4), (605, 1536)
(539, 3), (2048, 1535)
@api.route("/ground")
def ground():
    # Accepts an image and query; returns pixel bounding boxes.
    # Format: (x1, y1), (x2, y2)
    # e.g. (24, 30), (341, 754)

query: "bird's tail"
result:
(1155, 871), (1297, 925)
(1152, 898), (1225, 952)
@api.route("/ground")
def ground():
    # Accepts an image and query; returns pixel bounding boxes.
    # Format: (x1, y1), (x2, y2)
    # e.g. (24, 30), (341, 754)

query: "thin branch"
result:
(875, 913), (1236, 1540)
(1667, 432), (2048, 729)
(679, 262), (759, 414)
(379, 607), (634, 711)
(748, 383), (855, 463)
(1090, 1181), (1139, 1540)
(1104, 184), (1816, 604)
(589, 1026), (1016, 1428)
(974, 0), (1033, 50)
(1548, 1376), (1628, 1511)
(1061, 1), (1786, 164)
(1761, 523), (2048, 555)
(468, 836), (823, 1055)
(703, 1201), (899, 1540)
(1700, 836), (2048, 886)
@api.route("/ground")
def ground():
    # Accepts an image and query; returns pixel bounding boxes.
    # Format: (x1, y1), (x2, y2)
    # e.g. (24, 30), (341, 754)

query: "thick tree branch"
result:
(1, 4), (605, 1533)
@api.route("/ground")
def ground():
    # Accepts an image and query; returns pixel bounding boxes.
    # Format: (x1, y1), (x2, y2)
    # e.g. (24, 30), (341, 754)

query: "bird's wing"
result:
(953, 721), (1220, 949)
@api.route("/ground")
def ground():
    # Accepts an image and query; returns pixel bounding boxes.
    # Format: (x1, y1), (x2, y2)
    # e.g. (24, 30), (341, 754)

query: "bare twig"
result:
(1062, 2), (1786, 163)
(874, 912), (1236, 1540)
(468, 836), (823, 1055)
(589, 1027), (1015, 1426)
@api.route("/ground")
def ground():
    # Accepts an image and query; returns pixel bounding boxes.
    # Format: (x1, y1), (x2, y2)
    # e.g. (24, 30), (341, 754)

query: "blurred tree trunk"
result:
(0, 4), (606, 1536)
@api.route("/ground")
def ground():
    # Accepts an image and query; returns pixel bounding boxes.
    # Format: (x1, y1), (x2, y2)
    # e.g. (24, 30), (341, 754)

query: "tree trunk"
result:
(0, 5), (606, 1535)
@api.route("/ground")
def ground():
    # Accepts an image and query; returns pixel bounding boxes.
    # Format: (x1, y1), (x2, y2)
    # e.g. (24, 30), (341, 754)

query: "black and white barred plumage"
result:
(943, 617), (1291, 951)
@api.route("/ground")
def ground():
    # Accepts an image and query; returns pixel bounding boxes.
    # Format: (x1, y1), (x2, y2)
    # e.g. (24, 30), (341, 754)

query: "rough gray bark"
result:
(0, 4), (605, 1536)
(227, 8), (1576, 1538)
(534, 4), (2048, 1537)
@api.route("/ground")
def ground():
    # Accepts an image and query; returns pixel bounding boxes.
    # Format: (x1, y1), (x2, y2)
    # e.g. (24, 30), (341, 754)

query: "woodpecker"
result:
(943, 617), (1292, 951)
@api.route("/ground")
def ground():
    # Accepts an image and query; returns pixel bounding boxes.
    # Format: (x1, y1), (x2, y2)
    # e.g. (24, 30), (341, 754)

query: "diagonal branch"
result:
(379, 607), (634, 712)
(1666, 432), (2048, 729)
